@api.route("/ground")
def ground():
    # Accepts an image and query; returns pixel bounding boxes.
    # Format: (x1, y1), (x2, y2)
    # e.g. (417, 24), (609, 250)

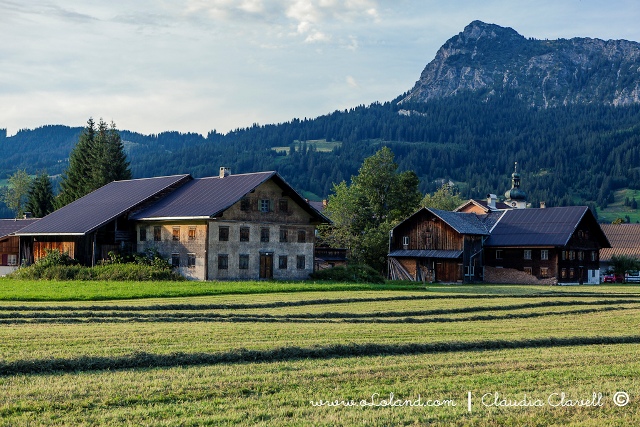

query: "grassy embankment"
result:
(0, 281), (639, 426)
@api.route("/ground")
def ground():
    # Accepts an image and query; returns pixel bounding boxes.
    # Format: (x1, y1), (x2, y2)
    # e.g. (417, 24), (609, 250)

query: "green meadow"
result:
(0, 281), (639, 426)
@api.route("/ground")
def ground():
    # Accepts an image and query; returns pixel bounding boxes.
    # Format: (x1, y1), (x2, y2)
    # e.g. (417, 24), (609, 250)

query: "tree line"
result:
(2, 90), (640, 216)
(1, 119), (131, 218)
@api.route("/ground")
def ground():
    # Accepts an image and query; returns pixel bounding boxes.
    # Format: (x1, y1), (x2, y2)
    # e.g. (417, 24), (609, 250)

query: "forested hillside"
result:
(2, 91), (640, 218)
(3, 20), (640, 219)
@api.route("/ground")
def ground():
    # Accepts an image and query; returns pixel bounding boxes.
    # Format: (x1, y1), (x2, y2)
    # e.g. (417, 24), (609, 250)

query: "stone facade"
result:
(136, 179), (319, 281)
(137, 222), (208, 280)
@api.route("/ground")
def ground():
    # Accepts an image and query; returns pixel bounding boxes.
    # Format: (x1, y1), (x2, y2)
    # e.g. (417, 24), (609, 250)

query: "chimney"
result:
(487, 194), (497, 209)
(322, 199), (328, 208)
(219, 167), (231, 178)
(540, 201), (546, 209)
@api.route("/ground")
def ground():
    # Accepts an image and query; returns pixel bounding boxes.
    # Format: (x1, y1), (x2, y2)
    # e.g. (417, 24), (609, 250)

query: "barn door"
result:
(260, 254), (273, 279)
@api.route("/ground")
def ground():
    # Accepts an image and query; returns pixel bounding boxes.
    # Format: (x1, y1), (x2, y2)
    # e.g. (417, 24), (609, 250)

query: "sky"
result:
(2, 0), (640, 137)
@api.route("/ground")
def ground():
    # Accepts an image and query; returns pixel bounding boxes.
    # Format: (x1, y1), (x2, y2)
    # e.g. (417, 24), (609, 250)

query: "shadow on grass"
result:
(3, 335), (640, 376)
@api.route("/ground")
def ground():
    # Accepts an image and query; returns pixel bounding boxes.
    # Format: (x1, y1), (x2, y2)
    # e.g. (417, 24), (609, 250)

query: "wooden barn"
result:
(388, 208), (492, 283)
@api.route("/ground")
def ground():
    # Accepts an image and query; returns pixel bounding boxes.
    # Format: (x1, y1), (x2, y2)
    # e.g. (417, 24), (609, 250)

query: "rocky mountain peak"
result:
(400, 21), (640, 107)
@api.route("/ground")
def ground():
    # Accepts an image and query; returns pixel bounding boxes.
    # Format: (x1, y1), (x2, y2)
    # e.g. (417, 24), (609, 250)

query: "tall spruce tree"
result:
(24, 172), (55, 218)
(57, 118), (131, 208)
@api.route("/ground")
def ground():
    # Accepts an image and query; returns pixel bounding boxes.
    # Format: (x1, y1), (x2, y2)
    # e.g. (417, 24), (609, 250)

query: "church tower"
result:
(504, 162), (527, 209)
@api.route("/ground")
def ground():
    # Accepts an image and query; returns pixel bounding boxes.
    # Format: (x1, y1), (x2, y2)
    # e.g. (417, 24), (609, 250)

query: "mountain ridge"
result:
(401, 20), (640, 107)
(2, 21), (640, 219)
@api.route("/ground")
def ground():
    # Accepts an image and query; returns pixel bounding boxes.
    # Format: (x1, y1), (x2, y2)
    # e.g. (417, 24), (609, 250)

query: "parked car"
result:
(603, 273), (624, 283)
(626, 271), (640, 283)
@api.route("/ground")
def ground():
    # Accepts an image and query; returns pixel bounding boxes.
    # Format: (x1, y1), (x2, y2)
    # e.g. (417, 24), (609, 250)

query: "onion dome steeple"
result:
(504, 162), (527, 209)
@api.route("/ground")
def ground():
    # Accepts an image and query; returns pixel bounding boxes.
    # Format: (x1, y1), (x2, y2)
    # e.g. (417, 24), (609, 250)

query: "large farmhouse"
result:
(16, 168), (329, 280)
(389, 206), (609, 284)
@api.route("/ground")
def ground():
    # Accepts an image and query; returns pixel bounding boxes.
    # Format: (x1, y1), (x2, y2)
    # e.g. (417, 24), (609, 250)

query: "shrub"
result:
(11, 249), (183, 281)
(309, 264), (385, 284)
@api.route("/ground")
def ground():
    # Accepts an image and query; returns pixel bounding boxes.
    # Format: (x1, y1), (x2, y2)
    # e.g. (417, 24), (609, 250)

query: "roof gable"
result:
(393, 207), (489, 236)
(485, 206), (607, 247)
(16, 175), (191, 236)
(130, 171), (330, 223)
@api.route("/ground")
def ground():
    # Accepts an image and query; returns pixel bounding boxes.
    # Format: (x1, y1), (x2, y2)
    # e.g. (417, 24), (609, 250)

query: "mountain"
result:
(2, 21), (640, 220)
(401, 20), (640, 107)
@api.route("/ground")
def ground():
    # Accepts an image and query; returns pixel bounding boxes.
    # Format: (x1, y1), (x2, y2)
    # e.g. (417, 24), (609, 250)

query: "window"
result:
(171, 253), (180, 267)
(569, 268), (575, 278)
(278, 199), (288, 213)
(153, 226), (161, 241)
(561, 268), (567, 279)
(402, 236), (410, 246)
(591, 251), (597, 262)
(465, 266), (475, 276)
(562, 251), (567, 261)
(524, 267), (533, 275)
(7, 254), (17, 266)
(297, 230), (306, 243)
(279, 229), (288, 243)
(540, 267), (549, 278)
(241, 198), (251, 211)
(577, 230), (584, 239)
(279, 255), (288, 269)
(578, 251), (584, 261)
(172, 227), (180, 241)
(259, 199), (270, 212)
(188, 227), (197, 241)
(569, 251), (575, 260)
(495, 250), (503, 260)
(187, 253), (196, 268)
(218, 226), (229, 241)
(139, 227), (147, 242)
(218, 254), (228, 270)
(261, 227), (270, 242)
(239, 254), (249, 270)
(240, 227), (250, 242)
(541, 250), (549, 261)
(296, 255), (305, 270)
(524, 250), (532, 260)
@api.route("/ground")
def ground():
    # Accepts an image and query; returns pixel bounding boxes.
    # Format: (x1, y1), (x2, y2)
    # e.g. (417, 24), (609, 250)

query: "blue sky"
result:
(2, 0), (639, 136)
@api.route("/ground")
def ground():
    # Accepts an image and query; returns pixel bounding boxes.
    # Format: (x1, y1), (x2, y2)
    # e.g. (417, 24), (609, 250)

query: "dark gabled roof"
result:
(484, 206), (608, 247)
(16, 175), (191, 236)
(429, 208), (490, 235)
(391, 207), (489, 237)
(388, 249), (463, 259)
(0, 218), (40, 239)
(600, 224), (640, 261)
(131, 171), (330, 223)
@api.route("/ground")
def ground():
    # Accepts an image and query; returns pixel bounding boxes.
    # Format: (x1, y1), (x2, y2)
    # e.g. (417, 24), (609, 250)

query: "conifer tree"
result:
(24, 172), (55, 218)
(56, 118), (131, 208)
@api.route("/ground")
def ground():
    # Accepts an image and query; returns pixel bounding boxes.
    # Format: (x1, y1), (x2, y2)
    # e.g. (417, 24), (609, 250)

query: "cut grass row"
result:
(1, 284), (639, 425)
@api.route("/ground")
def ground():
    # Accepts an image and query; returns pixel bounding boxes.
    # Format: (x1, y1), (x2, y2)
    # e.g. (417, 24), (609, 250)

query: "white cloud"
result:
(346, 75), (359, 88)
(185, 0), (379, 44)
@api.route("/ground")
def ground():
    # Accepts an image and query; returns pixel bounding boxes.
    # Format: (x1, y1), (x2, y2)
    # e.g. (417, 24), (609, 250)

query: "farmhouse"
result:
(16, 168), (329, 280)
(389, 206), (610, 284)
(0, 218), (40, 275)
(484, 206), (609, 285)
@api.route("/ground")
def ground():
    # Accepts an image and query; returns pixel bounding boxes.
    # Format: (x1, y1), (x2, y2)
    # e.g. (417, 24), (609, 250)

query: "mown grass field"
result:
(0, 282), (639, 426)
